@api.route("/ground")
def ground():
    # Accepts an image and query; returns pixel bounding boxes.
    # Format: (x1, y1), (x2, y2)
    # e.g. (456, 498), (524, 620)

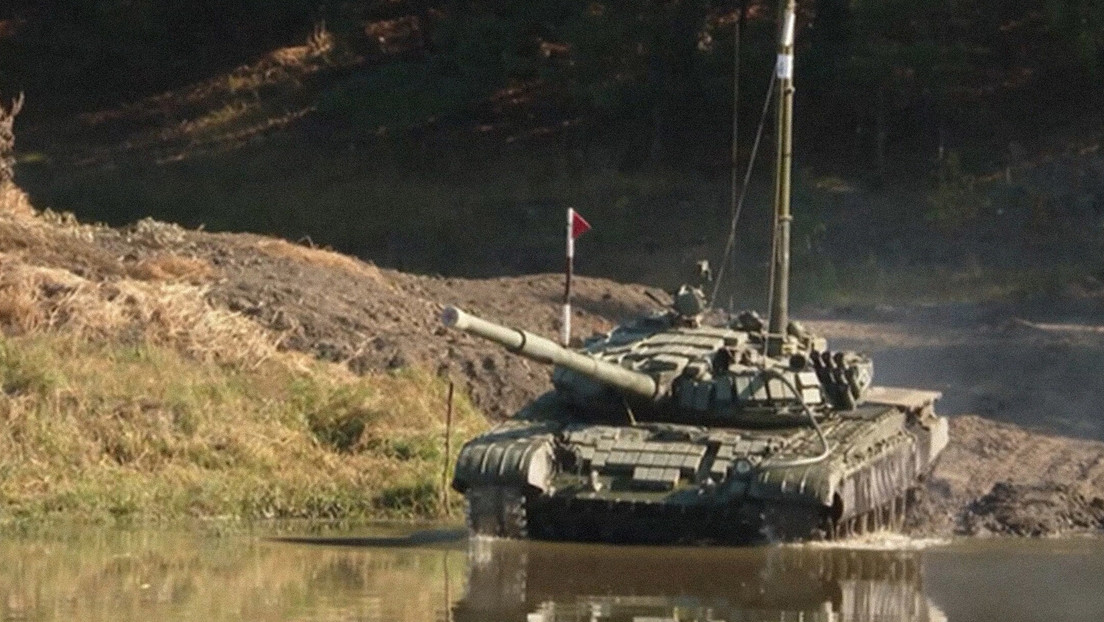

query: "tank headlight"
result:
(733, 459), (753, 476)
(589, 469), (603, 492)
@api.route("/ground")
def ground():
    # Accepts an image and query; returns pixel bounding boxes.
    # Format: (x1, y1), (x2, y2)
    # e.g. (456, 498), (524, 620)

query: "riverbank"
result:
(0, 185), (487, 525)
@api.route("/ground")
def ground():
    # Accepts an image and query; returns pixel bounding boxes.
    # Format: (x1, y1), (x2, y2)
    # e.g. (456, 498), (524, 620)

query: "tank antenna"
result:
(727, 3), (742, 288)
(766, 0), (797, 356)
(711, 9), (778, 307)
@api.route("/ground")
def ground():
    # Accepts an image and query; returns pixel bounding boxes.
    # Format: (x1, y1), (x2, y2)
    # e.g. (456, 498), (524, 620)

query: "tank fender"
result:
(451, 436), (554, 494)
(747, 468), (835, 507)
(923, 415), (950, 465)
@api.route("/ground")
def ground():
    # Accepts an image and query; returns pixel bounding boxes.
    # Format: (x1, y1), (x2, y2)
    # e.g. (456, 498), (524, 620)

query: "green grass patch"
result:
(0, 334), (485, 526)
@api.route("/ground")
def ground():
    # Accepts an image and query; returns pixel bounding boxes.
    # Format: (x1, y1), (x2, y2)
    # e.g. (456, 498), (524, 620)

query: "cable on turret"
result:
(758, 369), (832, 468)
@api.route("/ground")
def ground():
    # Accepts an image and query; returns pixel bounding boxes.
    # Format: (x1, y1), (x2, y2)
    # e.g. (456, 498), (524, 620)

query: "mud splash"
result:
(790, 531), (951, 551)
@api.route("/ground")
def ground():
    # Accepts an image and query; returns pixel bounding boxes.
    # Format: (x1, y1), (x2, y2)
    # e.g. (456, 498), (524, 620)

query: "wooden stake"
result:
(442, 380), (454, 516)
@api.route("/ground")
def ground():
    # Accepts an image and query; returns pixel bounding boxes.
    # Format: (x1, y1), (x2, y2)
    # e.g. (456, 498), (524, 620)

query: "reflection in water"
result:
(0, 528), (465, 622)
(455, 538), (946, 622)
(2, 527), (1103, 621)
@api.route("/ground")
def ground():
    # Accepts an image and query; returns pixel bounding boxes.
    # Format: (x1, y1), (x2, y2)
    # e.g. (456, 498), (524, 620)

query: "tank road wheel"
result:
(499, 488), (529, 539)
(465, 486), (529, 539)
(465, 487), (499, 536)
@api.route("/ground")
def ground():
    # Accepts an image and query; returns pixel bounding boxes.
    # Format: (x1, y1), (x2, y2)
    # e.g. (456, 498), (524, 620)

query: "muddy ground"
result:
(4, 211), (1104, 537)
(805, 305), (1104, 536)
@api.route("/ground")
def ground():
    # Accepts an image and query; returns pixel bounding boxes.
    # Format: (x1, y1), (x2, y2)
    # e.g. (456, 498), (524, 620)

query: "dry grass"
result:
(253, 238), (387, 283)
(0, 93), (31, 220)
(0, 92), (22, 187)
(0, 256), (273, 367)
(60, 24), (353, 168)
(0, 183), (33, 218)
(126, 253), (217, 284)
(272, 21), (335, 66)
(0, 206), (125, 279)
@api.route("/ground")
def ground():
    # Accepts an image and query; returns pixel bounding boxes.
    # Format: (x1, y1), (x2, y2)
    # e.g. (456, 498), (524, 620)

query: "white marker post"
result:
(562, 207), (591, 345)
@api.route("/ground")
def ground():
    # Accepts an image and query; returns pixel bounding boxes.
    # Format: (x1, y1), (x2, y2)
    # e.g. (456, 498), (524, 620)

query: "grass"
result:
(0, 203), (486, 526)
(21, 132), (1097, 310)
(12, 20), (1103, 298)
(17, 131), (729, 278)
(0, 334), (484, 526)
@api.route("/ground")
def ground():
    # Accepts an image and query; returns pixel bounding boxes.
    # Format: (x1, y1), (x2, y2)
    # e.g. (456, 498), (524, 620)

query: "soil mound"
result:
(916, 415), (1104, 537)
(0, 204), (662, 418)
(962, 482), (1104, 536)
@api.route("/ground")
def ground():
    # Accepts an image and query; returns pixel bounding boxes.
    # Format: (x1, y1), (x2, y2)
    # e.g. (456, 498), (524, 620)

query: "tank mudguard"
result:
(747, 468), (834, 507)
(451, 433), (554, 493)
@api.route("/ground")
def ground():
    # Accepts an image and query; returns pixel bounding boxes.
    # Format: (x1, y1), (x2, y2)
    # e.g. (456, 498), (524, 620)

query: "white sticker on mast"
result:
(776, 54), (793, 79)
(563, 207), (574, 346)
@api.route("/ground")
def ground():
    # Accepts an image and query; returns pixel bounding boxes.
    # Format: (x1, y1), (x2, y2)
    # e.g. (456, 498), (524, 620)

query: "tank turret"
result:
(443, 301), (882, 422)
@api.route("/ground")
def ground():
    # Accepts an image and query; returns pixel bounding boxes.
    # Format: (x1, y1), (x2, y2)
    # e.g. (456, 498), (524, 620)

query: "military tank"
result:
(442, 0), (948, 544)
(442, 292), (947, 543)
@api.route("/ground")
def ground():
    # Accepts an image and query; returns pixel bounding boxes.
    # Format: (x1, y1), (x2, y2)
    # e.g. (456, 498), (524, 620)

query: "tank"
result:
(442, 0), (948, 544)
(443, 295), (948, 544)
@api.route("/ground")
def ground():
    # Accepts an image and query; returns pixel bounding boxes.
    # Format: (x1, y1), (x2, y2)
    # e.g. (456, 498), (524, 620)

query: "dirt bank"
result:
(0, 207), (662, 419)
(918, 416), (1104, 536)
(3, 200), (1104, 535)
(805, 306), (1104, 537)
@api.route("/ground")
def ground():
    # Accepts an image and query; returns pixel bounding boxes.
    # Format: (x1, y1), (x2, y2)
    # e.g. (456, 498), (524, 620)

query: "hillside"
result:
(2, 183), (1104, 534)
(0, 183), (494, 523)
(0, 180), (669, 524)
(4, 1), (1104, 297)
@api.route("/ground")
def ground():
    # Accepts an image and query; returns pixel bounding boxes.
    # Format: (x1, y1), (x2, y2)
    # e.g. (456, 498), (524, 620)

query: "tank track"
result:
(465, 486), (529, 539)
(465, 443), (937, 544)
(466, 485), (834, 544)
(467, 487), (924, 544)
(829, 440), (941, 540)
(466, 481), (933, 546)
(530, 497), (833, 544)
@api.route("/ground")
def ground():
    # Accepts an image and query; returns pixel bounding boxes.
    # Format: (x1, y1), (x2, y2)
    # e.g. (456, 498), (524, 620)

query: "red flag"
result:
(570, 208), (591, 239)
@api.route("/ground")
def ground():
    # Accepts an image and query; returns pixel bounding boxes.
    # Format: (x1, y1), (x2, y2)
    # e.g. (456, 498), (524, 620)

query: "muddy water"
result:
(0, 528), (1102, 622)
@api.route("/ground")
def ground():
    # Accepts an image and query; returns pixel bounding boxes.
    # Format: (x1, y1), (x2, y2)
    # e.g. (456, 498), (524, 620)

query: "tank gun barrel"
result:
(442, 306), (659, 399)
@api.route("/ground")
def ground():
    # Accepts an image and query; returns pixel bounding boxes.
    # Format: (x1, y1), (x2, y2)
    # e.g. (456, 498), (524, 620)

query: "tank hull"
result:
(454, 388), (948, 544)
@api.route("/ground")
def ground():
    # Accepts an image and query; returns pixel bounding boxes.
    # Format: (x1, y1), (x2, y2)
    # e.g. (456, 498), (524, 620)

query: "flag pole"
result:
(562, 207), (574, 346)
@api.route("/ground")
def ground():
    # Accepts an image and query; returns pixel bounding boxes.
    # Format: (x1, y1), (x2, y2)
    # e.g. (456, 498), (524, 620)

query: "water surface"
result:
(1, 527), (1102, 621)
